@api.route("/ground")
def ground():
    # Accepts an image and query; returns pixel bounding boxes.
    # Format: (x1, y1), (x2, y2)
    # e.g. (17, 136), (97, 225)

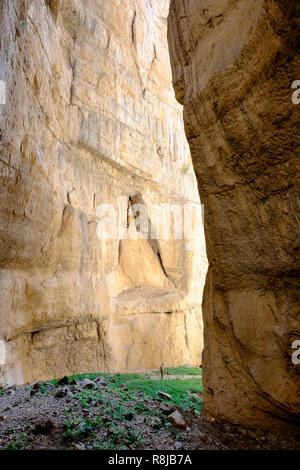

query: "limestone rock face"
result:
(168, 0), (300, 434)
(0, 0), (207, 384)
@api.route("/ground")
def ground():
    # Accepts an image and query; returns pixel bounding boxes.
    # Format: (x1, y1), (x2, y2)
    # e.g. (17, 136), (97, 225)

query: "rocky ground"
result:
(0, 370), (299, 451)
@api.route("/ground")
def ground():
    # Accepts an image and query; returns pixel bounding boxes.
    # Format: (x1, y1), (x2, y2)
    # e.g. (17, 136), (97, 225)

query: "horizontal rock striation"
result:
(168, 0), (300, 434)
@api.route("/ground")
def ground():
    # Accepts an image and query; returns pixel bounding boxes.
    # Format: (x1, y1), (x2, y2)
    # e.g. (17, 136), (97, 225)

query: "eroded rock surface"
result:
(168, 0), (300, 434)
(0, 0), (207, 384)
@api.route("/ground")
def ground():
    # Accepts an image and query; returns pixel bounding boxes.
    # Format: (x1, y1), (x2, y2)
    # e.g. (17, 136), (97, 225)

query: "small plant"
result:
(136, 436), (145, 447)
(63, 415), (103, 439)
(97, 439), (116, 450)
(127, 428), (139, 444)
(7, 440), (23, 450)
(147, 409), (161, 417)
(63, 417), (80, 438)
(127, 428), (144, 447)
(135, 402), (147, 413)
(74, 389), (103, 408)
(39, 383), (49, 394)
(110, 425), (126, 443)
(103, 402), (126, 422)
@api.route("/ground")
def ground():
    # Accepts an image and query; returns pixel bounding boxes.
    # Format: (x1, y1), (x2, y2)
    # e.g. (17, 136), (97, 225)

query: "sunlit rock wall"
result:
(0, 0), (207, 384)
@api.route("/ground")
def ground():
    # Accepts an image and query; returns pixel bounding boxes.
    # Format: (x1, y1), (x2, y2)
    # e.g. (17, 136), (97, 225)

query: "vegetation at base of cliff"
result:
(49, 370), (203, 413)
(125, 378), (202, 413)
(0, 369), (204, 450)
(1, 369), (297, 450)
(163, 366), (202, 376)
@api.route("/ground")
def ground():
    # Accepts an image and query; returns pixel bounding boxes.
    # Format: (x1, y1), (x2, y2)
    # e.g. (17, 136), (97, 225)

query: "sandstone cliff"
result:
(168, 0), (300, 434)
(0, 0), (207, 384)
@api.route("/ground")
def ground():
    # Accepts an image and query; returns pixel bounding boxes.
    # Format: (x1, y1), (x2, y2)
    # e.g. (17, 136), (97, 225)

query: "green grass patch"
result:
(97, 439), (117, 450)
(63, 416), (102, 439)
(164, 366), (202, 376)
(126, 378), (202, 412)
(48, 372), (150, 386)
(48, 370), (203, 414)
(74, 389), (103, 408)
(6, 439), (23, 450)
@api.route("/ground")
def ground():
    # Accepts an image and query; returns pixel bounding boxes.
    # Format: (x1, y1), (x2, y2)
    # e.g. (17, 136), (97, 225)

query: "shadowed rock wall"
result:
(168, 0), (300, 434)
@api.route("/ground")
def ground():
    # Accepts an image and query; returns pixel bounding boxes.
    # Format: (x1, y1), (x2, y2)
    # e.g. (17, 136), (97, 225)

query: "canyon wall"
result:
(0, 0), (207, 385)
(168, 0), (300, 434)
